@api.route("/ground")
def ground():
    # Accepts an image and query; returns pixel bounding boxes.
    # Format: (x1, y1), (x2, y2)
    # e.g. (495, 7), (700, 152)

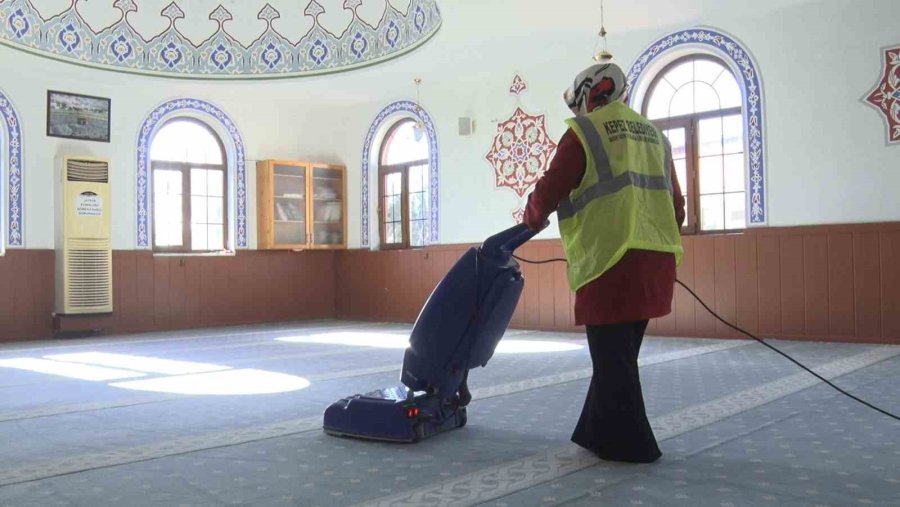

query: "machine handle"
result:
(481, 222), (547, 260)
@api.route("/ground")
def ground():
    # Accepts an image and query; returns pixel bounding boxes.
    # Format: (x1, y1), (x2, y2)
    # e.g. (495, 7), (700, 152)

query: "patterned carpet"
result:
(0, 321), (897, 506)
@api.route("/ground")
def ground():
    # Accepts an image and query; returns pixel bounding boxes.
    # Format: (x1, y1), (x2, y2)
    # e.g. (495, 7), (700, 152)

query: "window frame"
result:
(643, 54), (746, 235)
(377, 119), (429, 250)
(150, 118), (229, 254)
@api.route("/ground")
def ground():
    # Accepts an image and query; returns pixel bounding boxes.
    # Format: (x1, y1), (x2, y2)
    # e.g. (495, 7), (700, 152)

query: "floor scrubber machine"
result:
(323, 223), (542, 442)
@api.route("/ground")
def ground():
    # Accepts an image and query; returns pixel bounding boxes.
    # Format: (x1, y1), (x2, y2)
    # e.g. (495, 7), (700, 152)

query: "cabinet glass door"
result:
(311, 166), (344, 246)
(272, 164), (306, 245)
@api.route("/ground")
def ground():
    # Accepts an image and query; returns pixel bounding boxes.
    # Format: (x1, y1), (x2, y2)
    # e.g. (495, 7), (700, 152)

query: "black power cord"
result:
(512, 254), (900, 422)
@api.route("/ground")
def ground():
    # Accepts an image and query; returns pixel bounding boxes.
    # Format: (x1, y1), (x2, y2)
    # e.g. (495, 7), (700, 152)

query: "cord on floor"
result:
(511, 253), (899, 422)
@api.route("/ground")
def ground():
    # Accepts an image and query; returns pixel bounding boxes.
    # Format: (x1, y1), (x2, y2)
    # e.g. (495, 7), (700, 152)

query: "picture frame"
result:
(46, 90), (111, 143)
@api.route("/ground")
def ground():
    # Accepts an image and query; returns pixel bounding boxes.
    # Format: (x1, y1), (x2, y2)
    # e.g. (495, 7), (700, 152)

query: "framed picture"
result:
(46, 90), (111, 143)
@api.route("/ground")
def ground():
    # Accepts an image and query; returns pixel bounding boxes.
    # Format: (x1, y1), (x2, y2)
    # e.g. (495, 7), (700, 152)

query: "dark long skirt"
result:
(571, 320), (662, 463)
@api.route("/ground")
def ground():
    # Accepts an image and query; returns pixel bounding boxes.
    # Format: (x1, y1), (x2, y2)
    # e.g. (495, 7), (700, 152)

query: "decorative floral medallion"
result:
(864, 45), (900, 144)
(486, 107), (558, 198)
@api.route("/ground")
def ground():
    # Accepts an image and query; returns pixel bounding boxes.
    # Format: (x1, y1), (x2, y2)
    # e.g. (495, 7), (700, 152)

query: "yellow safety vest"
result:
(558, 101), (683, 291)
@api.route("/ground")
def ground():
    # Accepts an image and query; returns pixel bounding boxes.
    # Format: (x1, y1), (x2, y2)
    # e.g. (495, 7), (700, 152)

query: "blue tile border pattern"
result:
(136, 98), (247, 249)
(0, 87), (23, 248)
(0, 0), (442, 79)
(626, 27), (768, 225)
(361, 100), (439, 247)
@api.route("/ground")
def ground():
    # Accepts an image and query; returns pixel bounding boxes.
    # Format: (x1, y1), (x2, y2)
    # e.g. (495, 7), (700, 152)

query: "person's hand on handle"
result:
(523, 193), (552, 231)
(524, 212), (550, 233)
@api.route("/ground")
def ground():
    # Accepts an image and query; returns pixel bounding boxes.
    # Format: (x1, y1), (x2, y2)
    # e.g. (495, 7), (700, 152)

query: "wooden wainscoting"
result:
(0, 250), (336, 342)
(4, 223), (899, 344)
(61, 250), (337, 336)
(335, 223), (900, 345)
(0, 250), (55, 342)
(335, 244), (575, 331)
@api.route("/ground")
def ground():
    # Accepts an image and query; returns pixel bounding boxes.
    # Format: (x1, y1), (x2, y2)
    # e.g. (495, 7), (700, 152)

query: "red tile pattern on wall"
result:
(0, 250), (335, 342)
(335, 223), (900, 345)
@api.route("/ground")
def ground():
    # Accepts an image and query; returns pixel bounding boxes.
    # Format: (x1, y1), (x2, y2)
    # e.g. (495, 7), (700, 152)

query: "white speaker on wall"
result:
(458, 117), (474, 136)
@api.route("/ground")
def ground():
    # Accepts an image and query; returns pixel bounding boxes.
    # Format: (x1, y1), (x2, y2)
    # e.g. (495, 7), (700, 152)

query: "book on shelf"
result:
(314, 181), (340, 200)
(275, 201), (288, 221)
(275, 171), (304, 179)
(314, 202), (342, 222)
(284, 201), (304, 221)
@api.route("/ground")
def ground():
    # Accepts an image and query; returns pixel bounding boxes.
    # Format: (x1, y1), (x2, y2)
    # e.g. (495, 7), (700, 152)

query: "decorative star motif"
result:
(161, 40), (183, 67)
(112, 34), (133, 62)
(385, 20), (400, 48)
(486, 107), (558, 198)
(257, 4), (281, 23)
(9, 9), (31, 39)
(305, 0), (326, 19)
(864, 46), (900, 144)
(309, 39), (329, 65)
(509, 74), (527, 96)
(210, 43), (233, 70)
(113, 0), (138, 16)
(350, 32), (368, 58)
(413, 5), (426, 33)
(209, 5), (233, 27)
(261, 42), (283, 69)
(58, 24), (82, 53)
(160, 2), (185, 23)
(343, 0), (364, 12)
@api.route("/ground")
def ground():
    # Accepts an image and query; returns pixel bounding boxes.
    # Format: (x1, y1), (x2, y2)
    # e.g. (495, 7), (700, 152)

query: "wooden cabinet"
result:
(257, 161), (346, 250)
(308, 164), (347, 249)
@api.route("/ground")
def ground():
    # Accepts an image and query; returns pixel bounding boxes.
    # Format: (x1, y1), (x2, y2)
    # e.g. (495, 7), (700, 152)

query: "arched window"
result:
(150, 119), (227, 252)
(643, 55), (745, 233)
(378, 119), (430, 249)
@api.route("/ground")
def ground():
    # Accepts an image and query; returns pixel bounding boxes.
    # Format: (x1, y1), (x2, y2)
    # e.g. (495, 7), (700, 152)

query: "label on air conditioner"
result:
(76, 191), (103, 217)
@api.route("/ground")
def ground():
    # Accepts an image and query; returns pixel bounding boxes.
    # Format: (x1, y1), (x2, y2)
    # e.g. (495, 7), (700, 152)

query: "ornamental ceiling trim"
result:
(0, 0), (442, 79)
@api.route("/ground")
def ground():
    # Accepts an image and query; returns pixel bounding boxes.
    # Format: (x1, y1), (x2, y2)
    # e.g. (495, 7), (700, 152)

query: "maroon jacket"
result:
(524, 129), (686, 326)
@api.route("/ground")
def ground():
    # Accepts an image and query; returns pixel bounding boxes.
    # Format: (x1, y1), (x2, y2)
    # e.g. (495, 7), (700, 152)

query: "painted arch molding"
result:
(0, 0), (442, 79)
(136, 98), (248, 249)
(627, 26), (768, 225)
(361, 100), (439, 247)
(0, 87), (23, 248)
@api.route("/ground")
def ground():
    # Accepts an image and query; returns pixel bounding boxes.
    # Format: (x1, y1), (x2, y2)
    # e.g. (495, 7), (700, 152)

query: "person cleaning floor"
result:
(524, 63), (685, 463)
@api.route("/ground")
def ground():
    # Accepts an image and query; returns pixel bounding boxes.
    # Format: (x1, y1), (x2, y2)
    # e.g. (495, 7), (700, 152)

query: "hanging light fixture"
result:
(413, 77), (425, 141)
(592, 0), (614, 62)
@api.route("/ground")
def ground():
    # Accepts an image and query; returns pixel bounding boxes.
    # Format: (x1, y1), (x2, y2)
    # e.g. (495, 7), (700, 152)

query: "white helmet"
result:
(563, 63), (628, 116)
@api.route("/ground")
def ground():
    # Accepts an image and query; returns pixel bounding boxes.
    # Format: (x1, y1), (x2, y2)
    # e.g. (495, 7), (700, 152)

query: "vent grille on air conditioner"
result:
(66, 239), (112, 310)
(66, 159), (109, 183)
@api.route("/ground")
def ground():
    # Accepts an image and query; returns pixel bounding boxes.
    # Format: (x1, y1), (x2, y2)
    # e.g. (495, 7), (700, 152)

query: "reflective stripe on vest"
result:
(557, 116), (672, 221)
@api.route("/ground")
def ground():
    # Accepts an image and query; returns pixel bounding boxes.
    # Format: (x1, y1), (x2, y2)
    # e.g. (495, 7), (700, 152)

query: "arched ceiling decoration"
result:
(0, 0), (441, 79)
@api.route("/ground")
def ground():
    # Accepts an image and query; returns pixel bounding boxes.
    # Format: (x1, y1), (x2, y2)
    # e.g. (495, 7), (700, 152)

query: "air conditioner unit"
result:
(55, 157), (112, 315)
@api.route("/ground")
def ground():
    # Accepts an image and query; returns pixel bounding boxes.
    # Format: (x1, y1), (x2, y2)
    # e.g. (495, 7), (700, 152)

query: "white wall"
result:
(332, 0), (900, 248)
(0, 46), (349, 249)
(2, 0), (898, 250)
